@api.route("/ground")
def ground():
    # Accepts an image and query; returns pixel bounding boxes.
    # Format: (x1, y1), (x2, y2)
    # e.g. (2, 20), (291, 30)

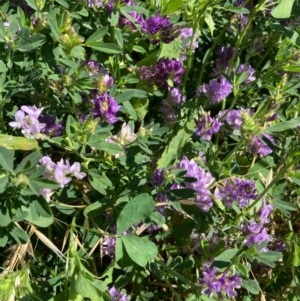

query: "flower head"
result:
(141, 14), (180, 44)
(108, 286), (129, 301)
(176, 156), (214, 211)
(199, 261), (241, 298)
(248, 134), (274, 157)
(237, 63), (256, 84)
(194, 112), (222, 141)
(92, 92), (121, 124)
(197, 76), (233, 103)
(9, 105), (46, 139)
(215, 178), (258, 208)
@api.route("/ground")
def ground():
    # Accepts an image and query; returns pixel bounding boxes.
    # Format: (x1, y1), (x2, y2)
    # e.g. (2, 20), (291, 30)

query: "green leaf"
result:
(282, 64), (300, 72)
(0, 134), (39, 150)
(271, 0), (295, 18)
(224, 5), (250, 14)
(162, 0), (183, 14)
(122, 100), (138, 120)
(115, 89), (148, 103)
(88, 169), (112, 195)
(18, 34), (46, 52)
(86, 42), (122, 54)
(25, 199), (54, 227)
(11, 225), (28, 244)
(131, 98), (149, 121)
(157, 118), (195, 168)
(0, 207), (12, 227)
(293, 243), (300, 267)
(83, 201), (104, 218)
(255, 251), (282, 268)
(122, 235), (158, 267)
(242, 279), (260, 295)
(215, 248), (240, 262)
(0, 147), (14, 172)
(88, 135), (123, 155)
(273, 199), (297, 216)
(48, 9), (60, 41)
(0, 228), (9, 247)
(0, 174), (8, 193)
(158, 40), (182, 60)
(14, 151), (41, 173)
(204, 11), (215, 36)
(75, 272), (105, 300)
(85, 27), (108, 44)
(55, 0), (69, 8)
(265, 117), (300, 133)
(117, 193), (154, 234)
(24, 0), (38, 10)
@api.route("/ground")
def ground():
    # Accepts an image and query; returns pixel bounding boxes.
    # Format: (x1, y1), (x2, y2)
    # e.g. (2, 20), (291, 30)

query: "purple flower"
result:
(82, 60), (101, 76)
(213, 46), (235, 75)
(9, 105), (46, 139)
(199, 261), (241, 298)
(215, 178), (258, 208)
(248, 134), (275, 157)
(161, 87), (185, 125)
(138, 59), (185, 89)
(103, 236), (116, 257)
(88, 0), (103, 8)
(39, 114), (63, 137)
(39, 156), (86, 196)
(243, 220), (271, 248)
(151, 169), (165, 186)
(194, 112), (222, 141)
(177, 156), (214, 212)
(137, 66), (154, 81)
(237, 63), (256, 84)
(119, 2), (144, 29)
(54, 160), (73, 188)
(108, 286), (129, 301)
(197, 76), (233, 103)
(258, 198), (273, 224)
(92, 92), (121, 124)
(221, 109), (242, 130)
(179, 27), (199, 52)
(141, 14), (180, 44)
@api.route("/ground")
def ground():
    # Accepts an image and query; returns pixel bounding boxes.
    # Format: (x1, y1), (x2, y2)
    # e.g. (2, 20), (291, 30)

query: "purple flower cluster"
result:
(39, 114), (63, 137)
(218, 109), (242, 130)
(176, 156), (214, 212)
(237, 63), (256, 84)
(214, 178), (258, 208)
(197, 75), (233, 104)
(108, 286), (129, 301)
(88, 0), (103, 8)
(243, 199), (273, 249)
(248, 134), (274, 157)
(180, 28), (199, 52)
(9, 105), (46, 139)
(91, 92), (121, 124)
(161, 87), (185, 125)
(141, 14), (180, 44)
(39, 156), (86, 201)
(103, 236), (116, 257)
(213, 46), (235, 75)
(138, 58), (185, 89)
(83, 60), (114, 93)
(151, 168), (165, 187)
(194, 112), (223, 141)
(198, 261), (241, 299)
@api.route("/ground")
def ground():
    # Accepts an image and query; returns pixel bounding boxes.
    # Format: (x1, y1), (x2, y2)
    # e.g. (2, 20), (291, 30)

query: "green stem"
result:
(156, 259), (201, 292)
(227, 0), (270, 72)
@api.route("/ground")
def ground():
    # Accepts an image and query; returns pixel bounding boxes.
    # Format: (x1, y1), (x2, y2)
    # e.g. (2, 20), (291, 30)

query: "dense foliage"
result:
(0, 0), (300, 300)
